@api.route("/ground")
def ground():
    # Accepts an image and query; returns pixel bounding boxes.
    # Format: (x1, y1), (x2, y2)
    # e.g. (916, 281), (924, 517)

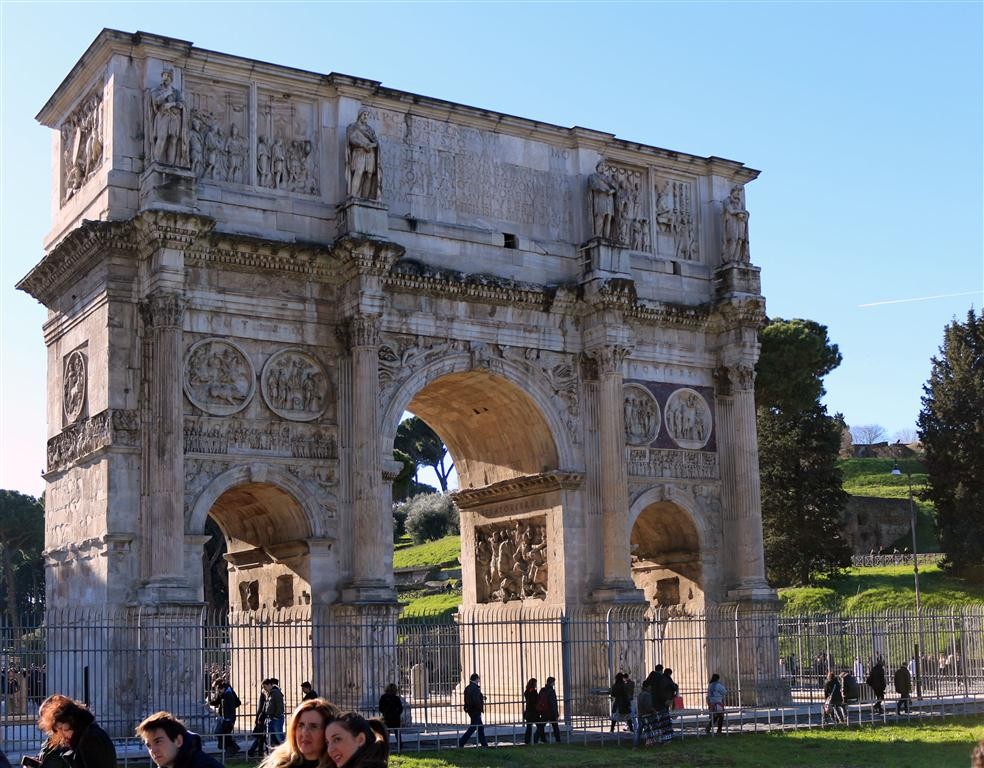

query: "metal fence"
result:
(2, 603), (983, 756)
(849, 553), (944, 568)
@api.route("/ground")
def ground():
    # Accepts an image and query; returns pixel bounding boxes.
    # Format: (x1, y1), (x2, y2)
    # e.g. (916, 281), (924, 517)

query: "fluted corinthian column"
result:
(586, 345), (642, 600)
(343, 314), (394, 602)
(139, 292), (187, 596)
(716, 362), (771, 597)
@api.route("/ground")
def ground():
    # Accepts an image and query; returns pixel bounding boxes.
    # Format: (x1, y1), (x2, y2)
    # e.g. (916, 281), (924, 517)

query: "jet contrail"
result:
(859, 290), (982, 308)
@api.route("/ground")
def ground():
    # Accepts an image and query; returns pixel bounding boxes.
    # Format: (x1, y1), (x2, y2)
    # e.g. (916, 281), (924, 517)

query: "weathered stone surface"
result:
(18, 27), (781, 710)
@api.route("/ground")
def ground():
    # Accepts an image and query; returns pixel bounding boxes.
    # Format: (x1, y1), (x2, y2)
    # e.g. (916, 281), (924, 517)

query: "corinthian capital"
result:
(342, 314), (381, 350)
(585, 344), (631, 376)
(139, 292), (185, 330)
(715, 361), (756, 395)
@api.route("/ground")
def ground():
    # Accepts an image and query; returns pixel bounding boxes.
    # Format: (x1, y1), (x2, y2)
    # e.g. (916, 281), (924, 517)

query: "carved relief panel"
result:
(60, 85), (104, 203)
(664, 387), (712, 449)
(474, 518), (548, 603)
(652, 174), (699, 261)
(623, 384), (660, 445)
(63, 348), (88, 425)
(256, 90), (319, 194)
(184, 77), (249, 184)
(607, 164), (651, 252)
(183, 338), (255, 416)
(260, 349), (331, 422)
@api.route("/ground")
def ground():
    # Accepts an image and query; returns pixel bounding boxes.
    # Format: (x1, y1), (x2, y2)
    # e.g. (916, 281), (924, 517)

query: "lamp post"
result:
(891, 461), (923, 699)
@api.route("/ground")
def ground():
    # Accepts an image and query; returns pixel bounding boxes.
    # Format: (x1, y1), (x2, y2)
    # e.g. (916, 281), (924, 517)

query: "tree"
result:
(395, 416), (454, 493)
(850, 424), (887, 446)
(892, 427), (918, 445)
(756, 319), (851, 586)
(402, 493), (460, 544)
(917, 309), (984, 574)
(0, 490), (45, 631)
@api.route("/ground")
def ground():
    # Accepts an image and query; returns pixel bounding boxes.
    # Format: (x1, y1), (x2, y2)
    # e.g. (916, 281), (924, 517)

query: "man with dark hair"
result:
(300, 682), (318, 701)
(136, 712), (222, 768)
(208, 679), (241, 754)
(262, 678), (285, 747)
(457, 673), (487, 748)
(893, 662), (912, 714)
(535, 676), (561, 744)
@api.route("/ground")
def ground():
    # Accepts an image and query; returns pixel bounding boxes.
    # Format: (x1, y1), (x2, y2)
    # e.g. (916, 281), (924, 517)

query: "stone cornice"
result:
(627, 301), (712, 330)
(452, 470), (584, 510)
(333, 235), (406, 282)
(133, 210), (215, 256)
(17, 219), (136, 307)
(187, 232), (336, 281)
(706, 295), (768, 333)
(385, 259), (550, 309)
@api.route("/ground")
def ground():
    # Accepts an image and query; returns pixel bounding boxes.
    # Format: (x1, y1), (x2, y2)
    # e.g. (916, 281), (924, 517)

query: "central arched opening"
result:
(406, 370), (559, 489)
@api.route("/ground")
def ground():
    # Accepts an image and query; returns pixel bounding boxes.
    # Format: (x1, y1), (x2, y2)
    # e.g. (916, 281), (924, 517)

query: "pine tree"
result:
(756, 319), (851, 586)
(917, 309), (984, 574)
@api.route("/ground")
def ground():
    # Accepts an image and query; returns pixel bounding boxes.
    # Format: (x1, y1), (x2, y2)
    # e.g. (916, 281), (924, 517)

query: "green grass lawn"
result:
(779, 564), (984, 614)
(839, 457), (928, 499)
(393, 536), (461, 570)
(389, 716), (984, 768)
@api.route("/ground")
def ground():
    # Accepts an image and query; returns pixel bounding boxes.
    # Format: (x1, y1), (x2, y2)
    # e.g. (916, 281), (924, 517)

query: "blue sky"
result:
(1, 2), (982, 496)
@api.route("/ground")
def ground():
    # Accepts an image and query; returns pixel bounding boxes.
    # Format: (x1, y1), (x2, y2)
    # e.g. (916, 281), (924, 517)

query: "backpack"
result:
(536, 689), (550, 718)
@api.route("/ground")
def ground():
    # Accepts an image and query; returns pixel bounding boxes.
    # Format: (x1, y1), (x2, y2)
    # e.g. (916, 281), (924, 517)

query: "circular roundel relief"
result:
(63, 349), (88, 423)
(260, 348), (330, 422)
(664, 387), (712, 449)
(183, 338), (256, 416)
(623, 384), (661, 445)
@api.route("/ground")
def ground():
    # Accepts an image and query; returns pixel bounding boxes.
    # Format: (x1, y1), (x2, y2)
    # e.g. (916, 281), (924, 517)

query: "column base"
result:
(726, 582), (777, 603)
(342, 580), (398, 605)
(137, 577), (199, 605)
(591, 580), (647, 604)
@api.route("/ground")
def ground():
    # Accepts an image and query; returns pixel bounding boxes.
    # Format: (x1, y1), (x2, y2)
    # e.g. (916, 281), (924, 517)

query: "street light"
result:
(891, 461), (924, 699)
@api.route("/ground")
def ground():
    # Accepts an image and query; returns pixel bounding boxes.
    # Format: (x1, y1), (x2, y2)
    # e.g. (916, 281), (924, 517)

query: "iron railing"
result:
(2, 603), (982, 756)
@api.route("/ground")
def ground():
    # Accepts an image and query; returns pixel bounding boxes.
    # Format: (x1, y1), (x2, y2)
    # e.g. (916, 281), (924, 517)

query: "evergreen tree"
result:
(395, 416), (454, 493)
(756, 318), (851, 586)
(917, 309), (984, 574)
(0, 490), (45, 629)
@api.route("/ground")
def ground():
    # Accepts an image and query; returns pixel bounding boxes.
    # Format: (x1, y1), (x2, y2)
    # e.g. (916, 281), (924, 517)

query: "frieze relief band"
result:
(183, 416), (338, 459)
(475, 518), (548, 603)
(46, 409), (140, 474)
(626, 447), (719, 481)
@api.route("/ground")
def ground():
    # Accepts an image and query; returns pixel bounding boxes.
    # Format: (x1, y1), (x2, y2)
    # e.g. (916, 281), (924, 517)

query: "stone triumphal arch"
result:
(19, 30), (780, 711)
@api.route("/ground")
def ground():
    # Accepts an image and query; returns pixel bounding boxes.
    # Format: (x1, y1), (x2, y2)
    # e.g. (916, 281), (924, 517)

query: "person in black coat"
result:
(378, 683), (404, 751)
(247, 684), (268, 757)
(36, 695), (116, 768)
(534, 677), (561, 744)
(867, 659), (887, 714)
(521, 678), (538, 744)
(136, 711), (223, 768)
(893, 662), (912, 714)
(208, 679), (241, 754)
(609, 673), (632, 732)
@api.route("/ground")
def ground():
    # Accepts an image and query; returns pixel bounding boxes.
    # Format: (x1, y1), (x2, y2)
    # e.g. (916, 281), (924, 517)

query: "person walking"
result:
(633, 673), (657, 747)
(867, 659), (887, 715)
(823, 672), (845, 724)
(246, 682), (268, 757)
(608, 673), (632, 732)
(378, 683), (404, 752)
(705, 673), (726, 735)
(208, 678), (241, 755)
(534, 677), (561, 744)
(521, 678), (538, 745)
(894, 662), (912, 714)
(457, 673), (487, 748)
(263, 679), (285, 748)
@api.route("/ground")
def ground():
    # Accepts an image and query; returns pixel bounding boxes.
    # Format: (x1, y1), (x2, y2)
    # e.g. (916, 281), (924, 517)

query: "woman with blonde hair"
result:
(260, 699), (339, 768)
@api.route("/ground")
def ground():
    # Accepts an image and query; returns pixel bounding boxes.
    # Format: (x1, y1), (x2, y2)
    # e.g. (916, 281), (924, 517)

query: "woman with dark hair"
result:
(35, 695), (116, 768)
(609, 673), (631, 733)
(324, 712), (388, 768)
(259, 699), (339, 768)
(521, 678), (538, 744)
